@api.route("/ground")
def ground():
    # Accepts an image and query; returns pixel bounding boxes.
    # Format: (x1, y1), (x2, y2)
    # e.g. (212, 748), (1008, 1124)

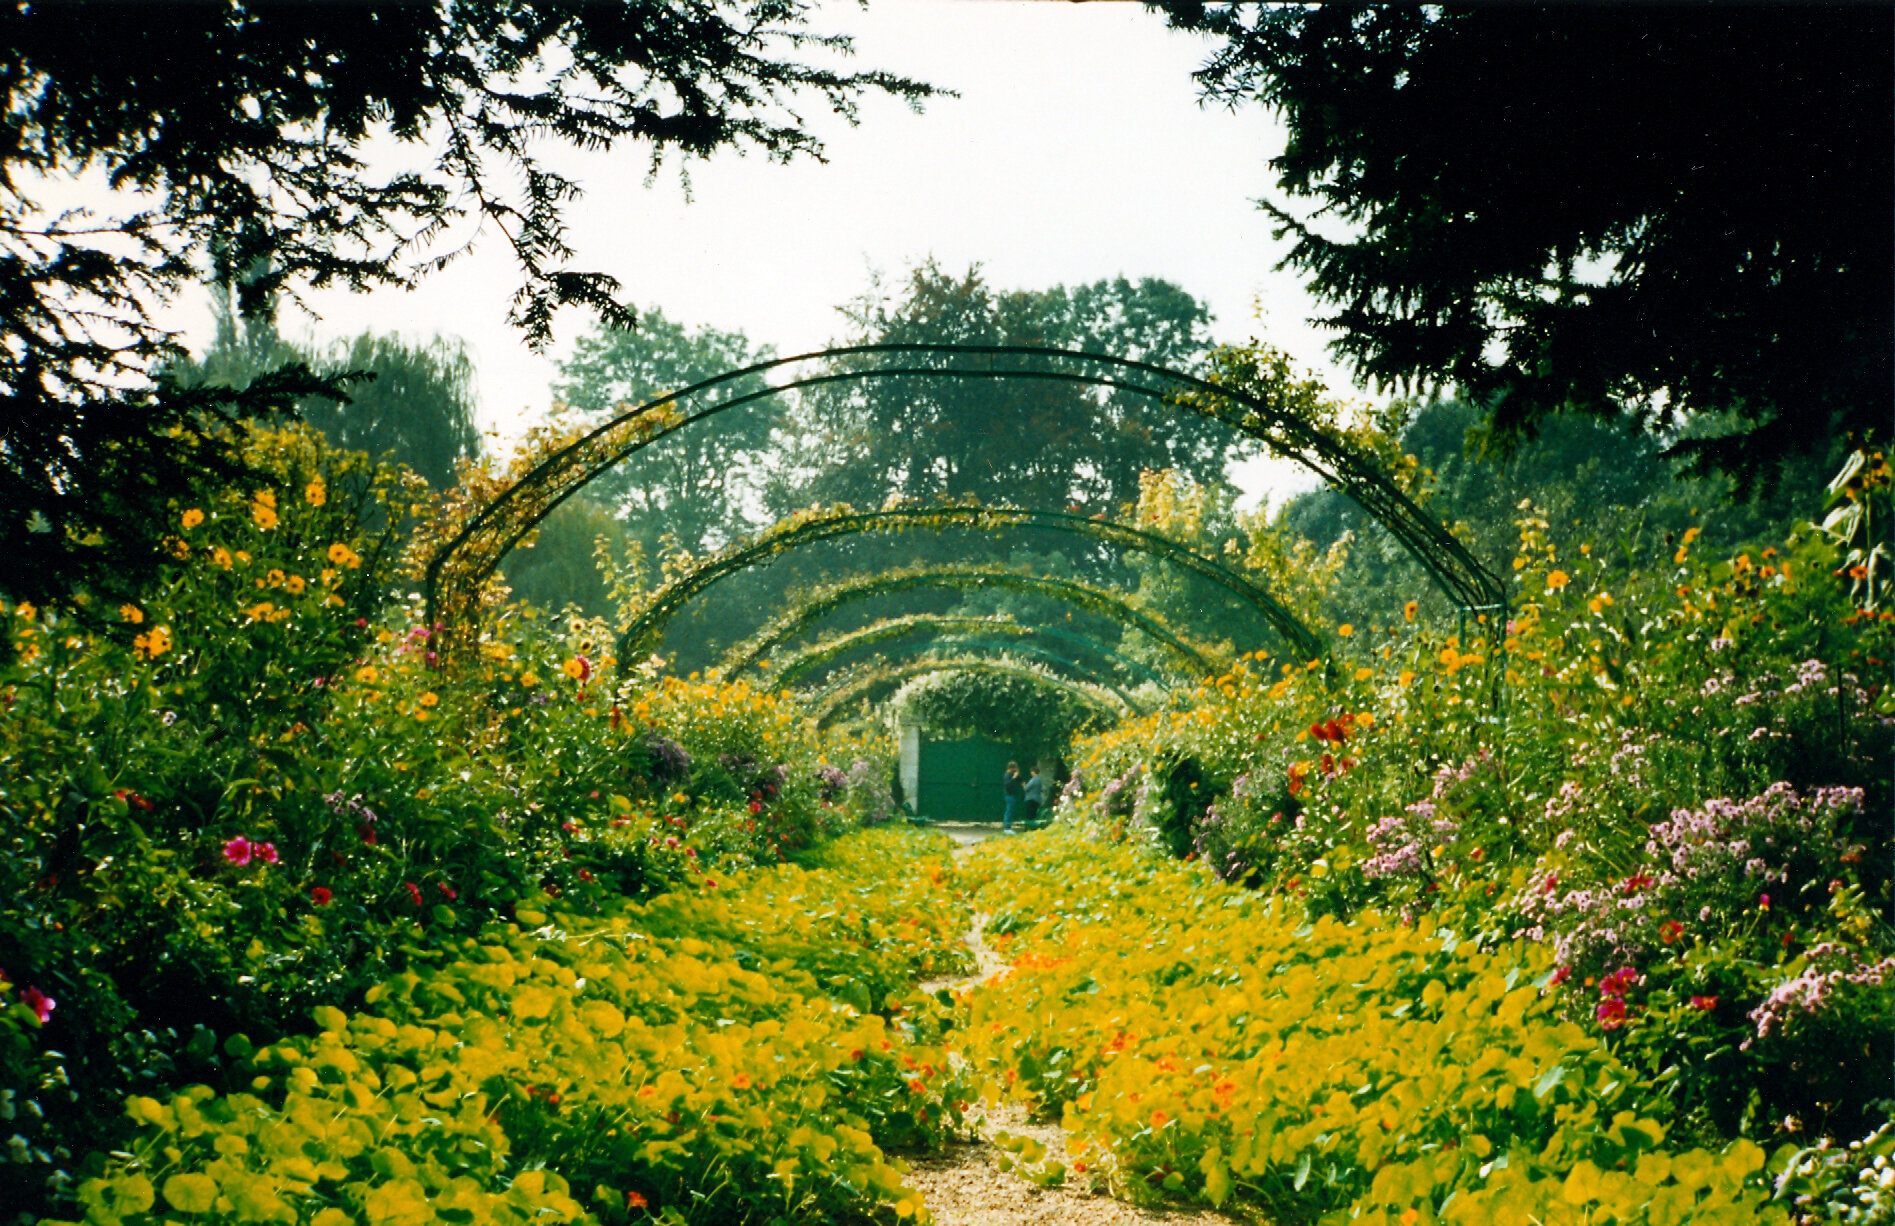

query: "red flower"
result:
(1689, 995), (1718, 1011)
(436, 882), (457, 900)
(1620, 872), (1654, 895)
(747, 798), (762, 815)
(1550, 965), (1572, 986)
(1308, 722), (1327, 742)
(404, 882), (423, 906)
(1323, 718), (1346, 743)
(255, 842), (279, 865)
(310, 886), (334, 906)
(703, 878), (717, 889)
(1600, 967), (1640, 997)
(1596, 997), (1628, 1029)
(222, 836), (253, 866)
(20, 986), (55, 1024)
(1660, 920), (1685, 944)
(626, 1191), (649, 1210)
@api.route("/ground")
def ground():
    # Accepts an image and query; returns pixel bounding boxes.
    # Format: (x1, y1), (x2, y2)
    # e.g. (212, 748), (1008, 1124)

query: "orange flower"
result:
(1546, 570), (1569, 590)
(1402, 600), (1418, 622)
(731, 1073), (753, 1090)
(626, 1190), (649, 1210)
(180, 508), (204, 529)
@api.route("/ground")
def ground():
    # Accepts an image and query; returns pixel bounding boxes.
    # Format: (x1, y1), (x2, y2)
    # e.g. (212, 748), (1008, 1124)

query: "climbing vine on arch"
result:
(617, 500), (1325, 669)
(761, 613), (1173, 693)
(423, 343), (1504, 662)
(719, 564), (1221, 680)
(812, 655), (1124, 735)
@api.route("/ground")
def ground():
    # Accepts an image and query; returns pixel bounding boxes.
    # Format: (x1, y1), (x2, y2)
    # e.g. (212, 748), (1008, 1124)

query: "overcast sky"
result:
(169, 0), (1347, 503)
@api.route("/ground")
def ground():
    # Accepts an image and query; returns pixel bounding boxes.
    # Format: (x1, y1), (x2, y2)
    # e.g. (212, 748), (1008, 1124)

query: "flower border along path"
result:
(905, 824), (1244, 1226)
(54, 828), (986, 1226)
(948, 826), (1781, 1226)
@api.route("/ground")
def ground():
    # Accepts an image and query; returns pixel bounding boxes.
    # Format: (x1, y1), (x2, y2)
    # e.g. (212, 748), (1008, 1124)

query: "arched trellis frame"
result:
(422, 343), (1506, 663)
(720, 565), (1221, 681)
(614, 502), (1326, 667)
(763, 614), (1173, 692)
(789, 635), (1149, 715)
(810, 656), (1126, 732)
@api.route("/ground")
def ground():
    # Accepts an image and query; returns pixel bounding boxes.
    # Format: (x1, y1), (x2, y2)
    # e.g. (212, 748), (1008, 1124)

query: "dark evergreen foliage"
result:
(1155, 4), (1892, 489)
(0, 0), (934, 610)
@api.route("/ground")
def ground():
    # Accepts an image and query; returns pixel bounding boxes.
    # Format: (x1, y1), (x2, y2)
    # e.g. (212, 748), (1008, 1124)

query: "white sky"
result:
(165, 0), (1346, 505)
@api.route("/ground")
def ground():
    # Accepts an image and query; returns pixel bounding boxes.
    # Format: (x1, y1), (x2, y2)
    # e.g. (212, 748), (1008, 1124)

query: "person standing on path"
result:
(1001, 761), (1023, 832)
(1021, 765), (1045, 827)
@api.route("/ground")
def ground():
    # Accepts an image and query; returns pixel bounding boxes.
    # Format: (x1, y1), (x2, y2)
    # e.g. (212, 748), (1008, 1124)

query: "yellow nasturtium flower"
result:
(119, 604), (144, 624)
(305, 480), (326, 507)
(1403, 600), (1418, 623)
(133, 626), (172, 659)
(250, 490), (279, 530)
(1546, 570), (1570, 590)
(180, 508), (205, 529)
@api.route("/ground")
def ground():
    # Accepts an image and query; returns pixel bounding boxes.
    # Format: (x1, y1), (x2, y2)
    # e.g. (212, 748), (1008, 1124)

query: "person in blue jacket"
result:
(1001, 761), (1023, 831)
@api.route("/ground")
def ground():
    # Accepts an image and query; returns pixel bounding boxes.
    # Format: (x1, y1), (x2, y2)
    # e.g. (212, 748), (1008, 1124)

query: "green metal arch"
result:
(763, 614), (1173, 691)
(422, 343), (1505, 659)
(789, 635), (1148, 715)
(616, 503), (1324, 667)
(810, 656), (1124, 732)
(721, 566), (1220, 680)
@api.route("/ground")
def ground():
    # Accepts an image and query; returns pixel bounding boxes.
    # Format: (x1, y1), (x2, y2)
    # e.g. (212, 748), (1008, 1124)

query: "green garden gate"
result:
(899, 728), (1013, 823)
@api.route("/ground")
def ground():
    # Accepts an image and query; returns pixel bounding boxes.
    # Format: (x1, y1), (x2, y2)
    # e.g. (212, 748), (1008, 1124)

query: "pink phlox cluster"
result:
(1362, 802), (1460, 880)
(1746, 943), (1895, 1046)
(1645, 782), (1861, 884)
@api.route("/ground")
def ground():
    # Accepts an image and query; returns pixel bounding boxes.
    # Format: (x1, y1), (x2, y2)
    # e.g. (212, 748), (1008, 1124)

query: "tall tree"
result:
(551, 306), (776, 555)
(774, 262), (1242, 516)
(1154, 3), (1892, 489)
(180, 287), (481, 491)
(0, 0), (934, 612)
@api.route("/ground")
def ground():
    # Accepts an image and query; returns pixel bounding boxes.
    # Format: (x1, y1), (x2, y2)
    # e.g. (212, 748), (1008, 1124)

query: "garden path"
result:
(904, 826), (1247, 1226)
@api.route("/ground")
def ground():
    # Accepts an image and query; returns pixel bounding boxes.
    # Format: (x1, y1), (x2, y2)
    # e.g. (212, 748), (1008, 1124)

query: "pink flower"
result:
(222, 836), (253, 866)
(747, 799), (762, 815)
(1690, 995), (1719, 1011)
(255, 842), (279, 865)
(310, 886), (334, 906)
(20, 986), (55, 1024)
(1550, 965), (1573, 986)
(1596, 997), (1628, 1028)
(1759, 894), (1772, 911)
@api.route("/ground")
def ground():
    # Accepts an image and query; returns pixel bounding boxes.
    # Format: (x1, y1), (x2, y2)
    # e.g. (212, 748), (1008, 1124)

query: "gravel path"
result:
(906, 826), (1250, 1226)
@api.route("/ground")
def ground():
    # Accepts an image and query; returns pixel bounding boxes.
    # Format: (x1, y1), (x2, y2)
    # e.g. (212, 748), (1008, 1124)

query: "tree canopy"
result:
(773, 262), (1240, 517)
(0, 0), (933, 612)
(1156, 3), (1892, 488)
(552, 306), (776, 556)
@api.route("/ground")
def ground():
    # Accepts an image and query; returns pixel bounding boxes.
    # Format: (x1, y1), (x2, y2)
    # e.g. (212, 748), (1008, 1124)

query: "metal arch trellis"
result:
(719, 566), (1221, 681)
(808, 655), (1127, 731)
(613, 502), (1326, 668)
(766, 618), (1168, 695)
(800, 638), (1148, 715)
(421, 343), (1506, 661)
